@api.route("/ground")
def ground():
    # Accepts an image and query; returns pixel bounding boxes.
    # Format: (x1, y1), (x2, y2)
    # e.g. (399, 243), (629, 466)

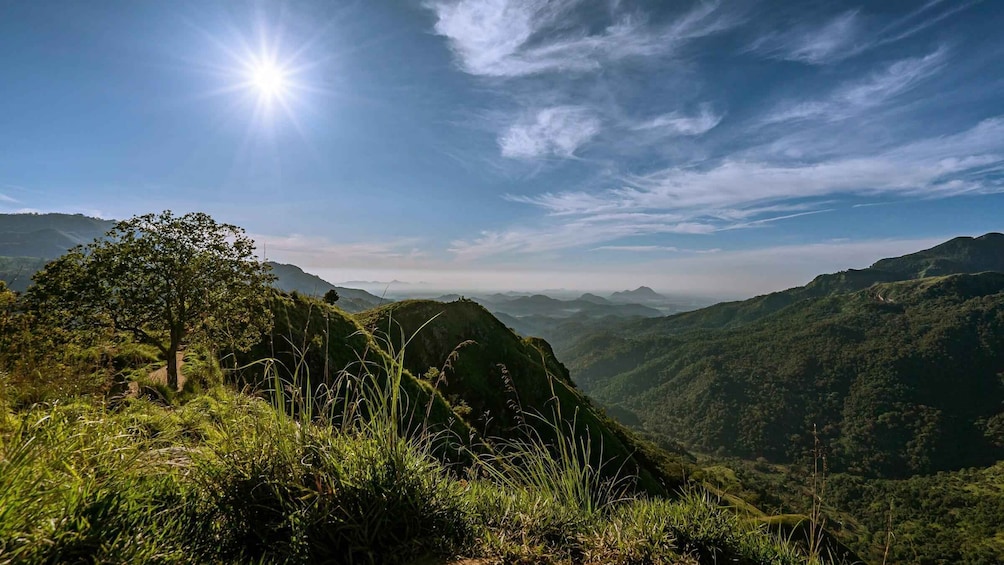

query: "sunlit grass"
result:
(0, 305), (832, 564)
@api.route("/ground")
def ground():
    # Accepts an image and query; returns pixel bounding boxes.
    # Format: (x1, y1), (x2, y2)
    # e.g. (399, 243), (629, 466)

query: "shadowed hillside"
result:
(265, 262), (387, 312)
(357, 298), (693, 494)
(571, 272), (1004, 477)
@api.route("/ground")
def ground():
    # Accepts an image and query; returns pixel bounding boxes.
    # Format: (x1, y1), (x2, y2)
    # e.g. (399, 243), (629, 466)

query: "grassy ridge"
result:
(0, 290), (826, 563)
(358, 298), (691, 495)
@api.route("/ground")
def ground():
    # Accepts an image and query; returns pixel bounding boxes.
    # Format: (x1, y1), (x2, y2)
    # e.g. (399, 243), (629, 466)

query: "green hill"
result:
(558, 235), (1004, 563)
(228, 292), (470, 451)
(618, 232), (1004, 338)
(0, 287), (817, 565)
(0, 213), (114, 258)
(572, 272), (1004, 478)
(356, 298), (692, 494)
(265, 261), (387, 312)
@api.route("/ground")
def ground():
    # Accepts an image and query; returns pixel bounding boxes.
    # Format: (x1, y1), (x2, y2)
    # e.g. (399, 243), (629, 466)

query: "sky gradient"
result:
(2, 0), (1003, 296)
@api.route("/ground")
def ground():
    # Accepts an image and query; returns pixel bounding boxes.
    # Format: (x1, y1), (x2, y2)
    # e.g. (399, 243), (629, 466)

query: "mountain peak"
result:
(612, 286), (663, 298)
(578, 292), (611, 305)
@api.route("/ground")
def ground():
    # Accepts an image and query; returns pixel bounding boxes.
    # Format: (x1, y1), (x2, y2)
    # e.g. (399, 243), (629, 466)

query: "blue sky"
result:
(1, 0), (1003, 296)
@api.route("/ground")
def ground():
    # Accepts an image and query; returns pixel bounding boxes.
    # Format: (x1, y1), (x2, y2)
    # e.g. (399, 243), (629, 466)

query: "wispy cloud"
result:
(751, 10), (863, 65)
(750, 1), (974, 65)
(529, 117), (1003, 214)
(764, 47), (948, 124)
(426, 0), (737, 78)
(449, 214), (717, 260)
(499, 106), (601, 159)
(448, 118), (1004, 259)
(253, 233), (429, 269)
(591, 245), (723, 253)
(593, 245), (681, 252)
(632, 105), (723, 136)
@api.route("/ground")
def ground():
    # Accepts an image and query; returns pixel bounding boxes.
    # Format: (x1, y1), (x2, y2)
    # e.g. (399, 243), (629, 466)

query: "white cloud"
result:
(765, 47), (947, 124)
(749, 2), (974, 65)
(530, 117), (1003, 214)
(426, 0), (737, 77)
(752, 10), (863, 65)
(591, 245), (724, 254)
(592, 245), (681, 252)
(632, 105), (723, 136)
(499, 106), (601, 159)
(449, 214), (716, 260)
(448, 118), (1004, 259)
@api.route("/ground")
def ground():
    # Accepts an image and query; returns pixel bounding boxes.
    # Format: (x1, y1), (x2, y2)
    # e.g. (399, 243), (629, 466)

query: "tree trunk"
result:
(166, 344), (179, 391)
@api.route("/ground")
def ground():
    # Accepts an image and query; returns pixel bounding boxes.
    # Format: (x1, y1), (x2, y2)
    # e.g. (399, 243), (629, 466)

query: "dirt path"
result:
(147, 351), (187, 391)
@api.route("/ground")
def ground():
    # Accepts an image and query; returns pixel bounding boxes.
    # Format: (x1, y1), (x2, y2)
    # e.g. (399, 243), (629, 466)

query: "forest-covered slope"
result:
(570, 272), (1004, 478)
(612, 232), (1004, 338)
(565, 234), (1004, 477)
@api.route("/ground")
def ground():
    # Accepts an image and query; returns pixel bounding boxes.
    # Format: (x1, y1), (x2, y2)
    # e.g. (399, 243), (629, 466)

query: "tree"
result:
(0, 280), (15, 343)
(28, 211), (275, 390)
(323, 289), (340, 304)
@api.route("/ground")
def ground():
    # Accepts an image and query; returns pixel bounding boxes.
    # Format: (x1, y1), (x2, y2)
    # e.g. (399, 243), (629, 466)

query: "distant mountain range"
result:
(0, 213), (115, 259)
(0, 213), (385, 311)
(265, 262), (387, 312)
(609, 285), (665, 303)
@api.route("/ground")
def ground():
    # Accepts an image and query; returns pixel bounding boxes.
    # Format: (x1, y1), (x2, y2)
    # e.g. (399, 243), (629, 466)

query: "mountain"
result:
(571, 272), (1004, 477)
(565, 235), (1004, 475)
(624, 232), (1004, 338)
(609, 286), (664, 303)
(235, 294), (691, 495)
(578, 292), (610, 305)
(0, 213), (116, 291)
(0, 214), (386, 310)
(265, 262), (387, 312)
(0, 213), (114, 258)
(559, 235), (1004, 563)
(355, 298), (690, 494)
(0, 257), (49, 292)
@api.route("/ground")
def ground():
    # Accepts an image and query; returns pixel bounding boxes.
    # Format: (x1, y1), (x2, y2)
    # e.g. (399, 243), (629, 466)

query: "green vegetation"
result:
(0, 214), (389, 307)
(571, 273), (1004, 477)
(27, 211), (275, 390)
(0, 211), (834, 564)
(716, 457), (1004, 564)
(266, 261), (387, 311)
(560, 234), (1004, 564)
(358, 299), (692, 495)
(566, 270), (1003, 479)
(0, 389), (824, 564)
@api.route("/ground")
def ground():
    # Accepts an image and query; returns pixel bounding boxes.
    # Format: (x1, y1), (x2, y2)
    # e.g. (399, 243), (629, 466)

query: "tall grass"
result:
(0, 304), (836, 564)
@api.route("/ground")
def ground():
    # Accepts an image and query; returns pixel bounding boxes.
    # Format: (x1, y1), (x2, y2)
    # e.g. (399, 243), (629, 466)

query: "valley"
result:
(4, 213), (1003, 562)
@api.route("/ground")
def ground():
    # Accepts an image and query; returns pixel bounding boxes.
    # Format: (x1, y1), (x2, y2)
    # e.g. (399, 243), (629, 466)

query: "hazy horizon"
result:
(3, 1), (1002, 296)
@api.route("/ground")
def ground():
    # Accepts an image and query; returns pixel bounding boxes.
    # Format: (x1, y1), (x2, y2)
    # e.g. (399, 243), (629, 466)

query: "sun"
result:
(247, 59), (289, 103)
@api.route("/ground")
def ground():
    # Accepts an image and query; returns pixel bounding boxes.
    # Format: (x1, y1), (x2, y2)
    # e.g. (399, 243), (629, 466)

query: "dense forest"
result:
(561, 234), (1004, 563)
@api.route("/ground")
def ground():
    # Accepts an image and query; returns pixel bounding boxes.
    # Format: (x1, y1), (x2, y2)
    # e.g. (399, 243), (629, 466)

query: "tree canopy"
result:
(28, 211), (275, 389)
